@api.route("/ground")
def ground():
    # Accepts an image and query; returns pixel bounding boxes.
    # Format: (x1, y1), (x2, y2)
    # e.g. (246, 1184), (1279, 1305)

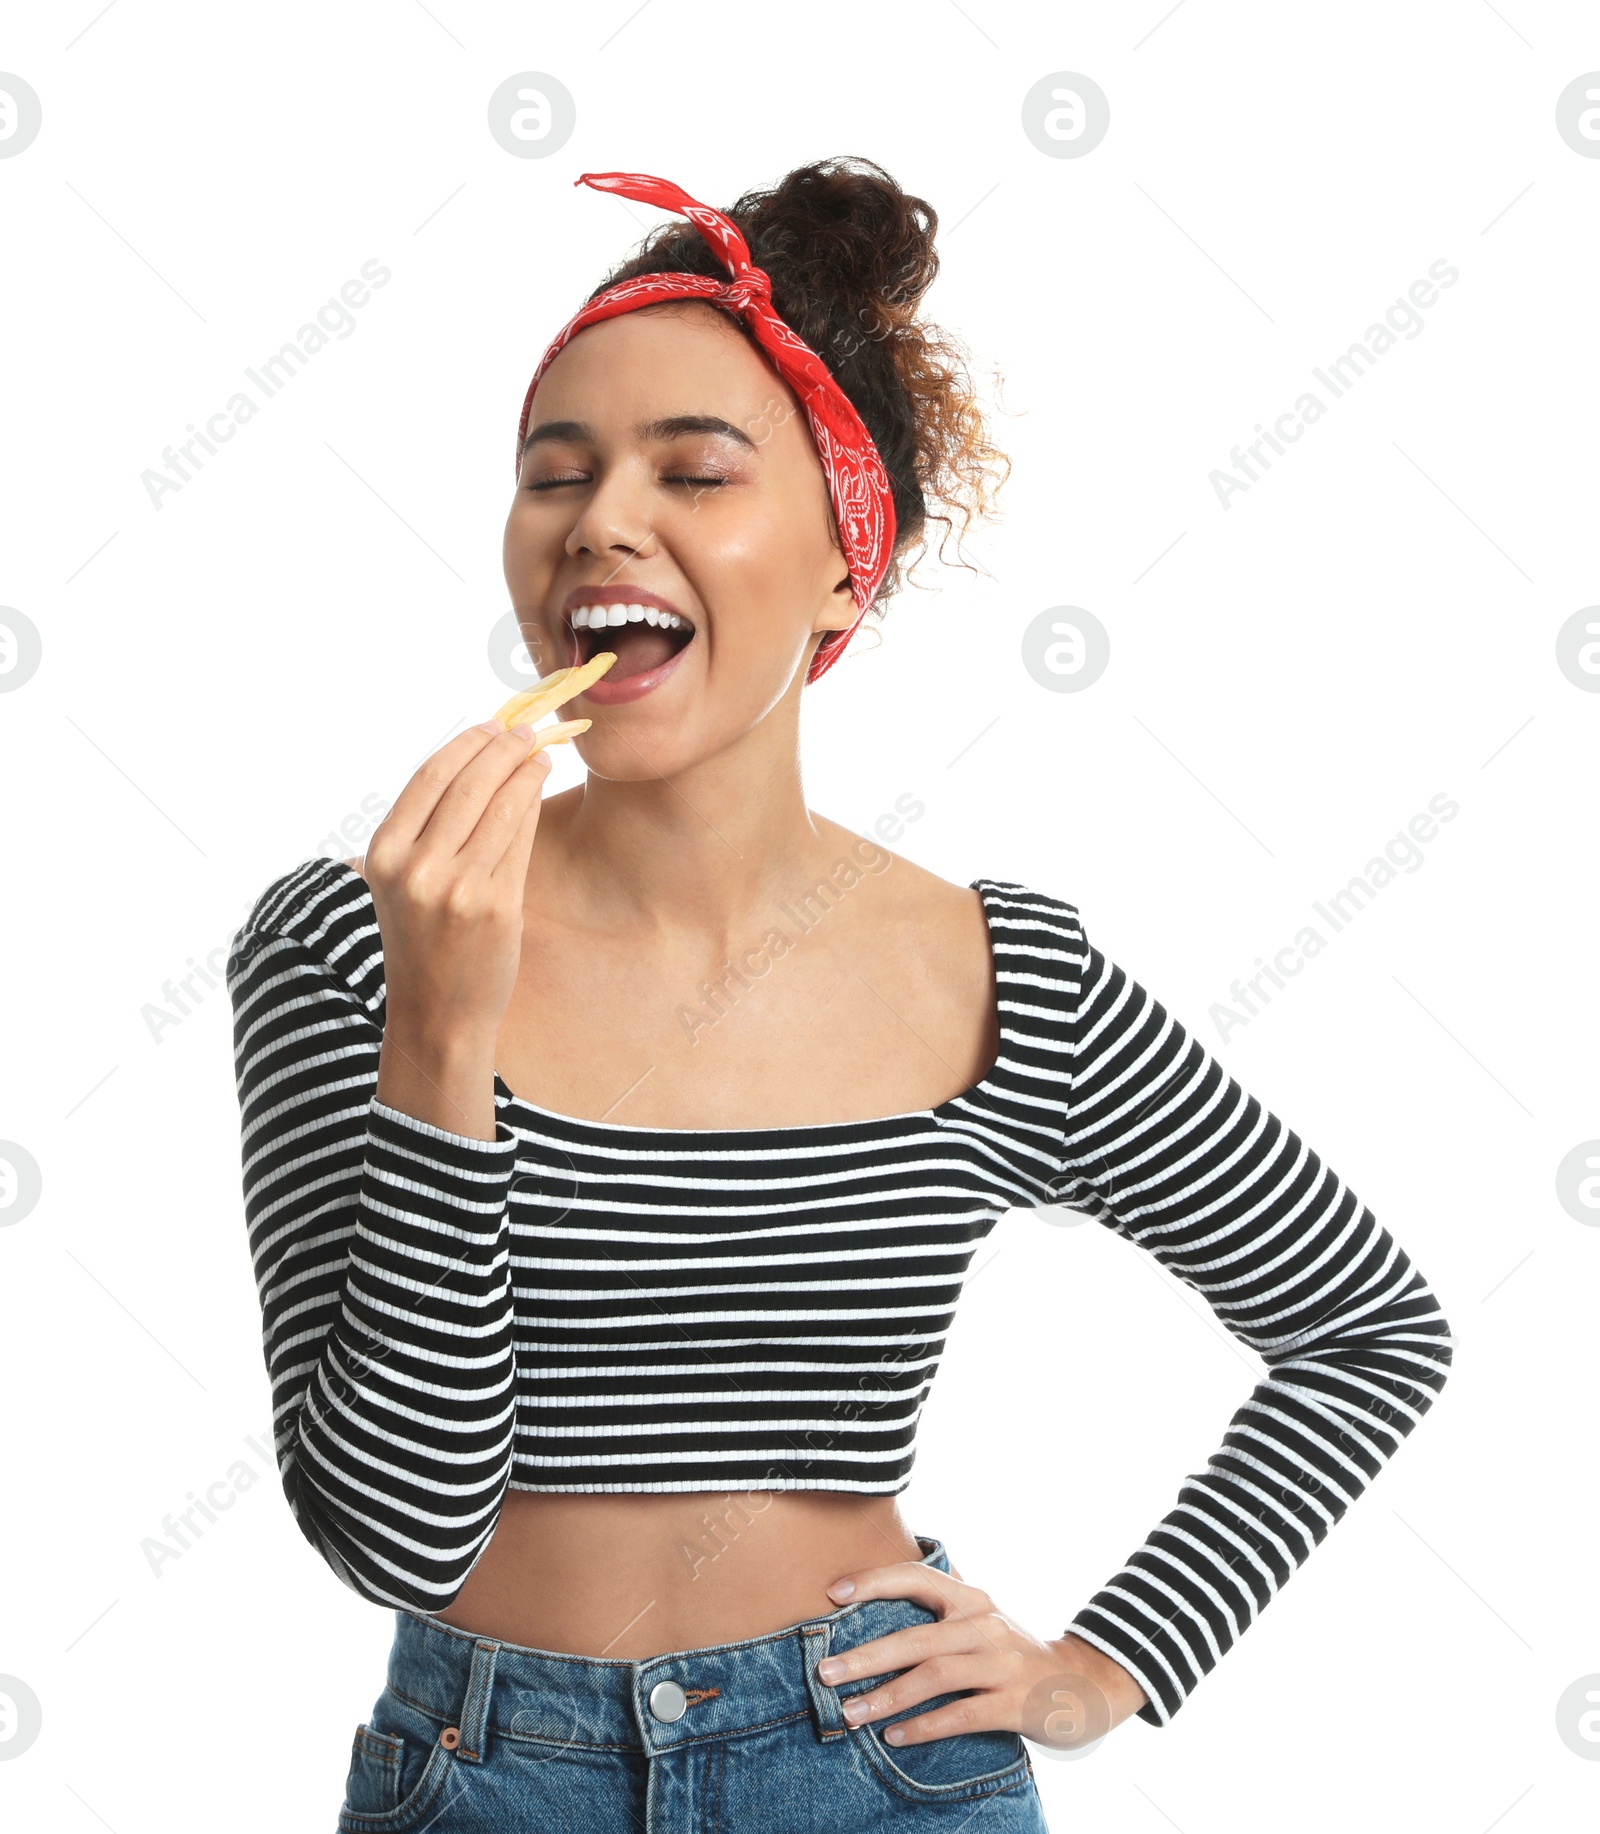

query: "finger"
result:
(466, 713), (590, 889)
(836, 1651), (1008, 1737)
(817, 1614), (989, 1690)
(412, 724), (553, 869)
(453, 740), (554, 880)
(376, 721), (512, 854)
(827, 1562), (978, 1621)
(378, 651), (605, 862)
(490, 754), (552, 892)
(868, 1686), (1006, 1749)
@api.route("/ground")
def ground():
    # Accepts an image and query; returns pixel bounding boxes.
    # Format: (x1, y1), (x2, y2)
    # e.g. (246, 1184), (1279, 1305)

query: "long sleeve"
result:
(226, 876), (522, 1611)
(1046, 926), (1454, 1727)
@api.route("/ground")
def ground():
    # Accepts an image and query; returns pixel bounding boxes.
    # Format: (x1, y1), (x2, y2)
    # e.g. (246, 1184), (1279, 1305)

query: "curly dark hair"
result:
(587, 157), (1010, 625)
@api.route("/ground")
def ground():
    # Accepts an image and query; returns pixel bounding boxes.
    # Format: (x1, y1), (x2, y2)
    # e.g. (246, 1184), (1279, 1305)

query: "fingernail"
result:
(817, 1659), (845, 1683)
(828, 1580), (854, 1599)
(843, 1699), (867, 1721)
(511, 722), (535, 739)
(884, 1726), (905, 1744)
(476, 718), (503, 734)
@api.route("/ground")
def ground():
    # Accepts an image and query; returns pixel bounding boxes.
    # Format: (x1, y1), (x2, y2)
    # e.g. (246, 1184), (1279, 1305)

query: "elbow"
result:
(293, 1504), (483, 1615)
(1402, 1290), (1455, 1422)
(1429, 1307), (1456, 1395)
(282, 1462), (492, 1615)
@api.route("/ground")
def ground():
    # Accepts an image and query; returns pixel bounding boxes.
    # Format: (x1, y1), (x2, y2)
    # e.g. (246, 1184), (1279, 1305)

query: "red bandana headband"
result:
(515, 171), (897, 684)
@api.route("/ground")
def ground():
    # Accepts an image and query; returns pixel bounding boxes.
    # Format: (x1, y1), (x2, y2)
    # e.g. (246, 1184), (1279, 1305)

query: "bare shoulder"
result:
(339, 855), (366, 879)
(812, 816), (988, 959)
(890, 858), (991, 960)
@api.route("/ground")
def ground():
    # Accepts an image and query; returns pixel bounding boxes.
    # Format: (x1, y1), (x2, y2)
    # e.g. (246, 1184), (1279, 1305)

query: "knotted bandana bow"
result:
(515, 171), (897, 684)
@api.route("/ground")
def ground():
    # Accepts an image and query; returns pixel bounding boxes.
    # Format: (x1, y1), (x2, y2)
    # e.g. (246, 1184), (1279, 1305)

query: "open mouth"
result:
(567, 599), (696, 680)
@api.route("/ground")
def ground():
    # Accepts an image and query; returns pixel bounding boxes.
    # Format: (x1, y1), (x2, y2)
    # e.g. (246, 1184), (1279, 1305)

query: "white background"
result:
(1, 2), (1593, 1828)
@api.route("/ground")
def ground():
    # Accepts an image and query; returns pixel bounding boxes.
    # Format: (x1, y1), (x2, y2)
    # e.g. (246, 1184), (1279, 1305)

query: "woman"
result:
(227, 160), (1454, 1831)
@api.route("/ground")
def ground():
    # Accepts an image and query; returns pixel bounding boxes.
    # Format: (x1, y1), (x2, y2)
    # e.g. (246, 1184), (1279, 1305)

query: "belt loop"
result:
(799, 1623), (847, 1742)
(453, 1637), (500, 1764)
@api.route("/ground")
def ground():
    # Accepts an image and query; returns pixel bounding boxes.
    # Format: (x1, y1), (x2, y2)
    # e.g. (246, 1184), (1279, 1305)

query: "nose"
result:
(564, 461), (658, 565)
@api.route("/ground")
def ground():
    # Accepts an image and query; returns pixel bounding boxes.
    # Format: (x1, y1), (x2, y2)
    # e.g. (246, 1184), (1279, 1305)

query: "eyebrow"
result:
(520, 414), (759, 459)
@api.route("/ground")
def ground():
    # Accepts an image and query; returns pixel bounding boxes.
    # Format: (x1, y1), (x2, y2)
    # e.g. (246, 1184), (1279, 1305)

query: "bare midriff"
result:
(429, 1490), (925, 1655)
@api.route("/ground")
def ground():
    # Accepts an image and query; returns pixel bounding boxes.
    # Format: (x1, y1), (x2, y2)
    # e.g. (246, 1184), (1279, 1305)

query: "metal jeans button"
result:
(648, 1680), (687, 1722)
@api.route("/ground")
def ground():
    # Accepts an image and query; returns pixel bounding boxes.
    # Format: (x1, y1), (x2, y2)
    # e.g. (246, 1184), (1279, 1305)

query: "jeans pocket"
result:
(340, 1723), (404, 1819)
(337, 1697), (457, 1832)
(844, 1682), (1032, 1802)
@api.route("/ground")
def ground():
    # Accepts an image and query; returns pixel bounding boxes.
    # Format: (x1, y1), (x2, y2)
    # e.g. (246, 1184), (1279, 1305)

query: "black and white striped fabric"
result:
(226, 855), (1452, 1725)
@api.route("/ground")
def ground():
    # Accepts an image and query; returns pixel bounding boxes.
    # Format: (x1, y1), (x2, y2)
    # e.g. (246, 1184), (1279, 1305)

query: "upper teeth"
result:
(571, 603), (684, 630)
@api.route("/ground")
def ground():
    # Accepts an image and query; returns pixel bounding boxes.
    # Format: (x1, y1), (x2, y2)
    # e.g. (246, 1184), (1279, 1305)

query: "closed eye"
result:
(523, 473), (731, 492)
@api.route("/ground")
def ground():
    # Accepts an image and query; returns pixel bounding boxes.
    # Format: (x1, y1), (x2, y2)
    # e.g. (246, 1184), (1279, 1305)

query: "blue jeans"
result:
(337, 1533), (1052, 1831)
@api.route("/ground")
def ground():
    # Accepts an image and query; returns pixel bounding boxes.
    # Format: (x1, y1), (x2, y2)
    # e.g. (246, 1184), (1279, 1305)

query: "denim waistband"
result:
(386, 1533), (951, 1762)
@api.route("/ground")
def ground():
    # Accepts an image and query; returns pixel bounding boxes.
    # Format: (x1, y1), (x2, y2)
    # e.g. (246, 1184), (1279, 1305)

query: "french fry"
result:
(492, 671), (572, 726)
(527, 718), (591, 752)
(491, 650), (617, 731)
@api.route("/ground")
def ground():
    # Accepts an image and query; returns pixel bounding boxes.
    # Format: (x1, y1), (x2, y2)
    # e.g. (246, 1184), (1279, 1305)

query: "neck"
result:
(535, 700), (852, 944)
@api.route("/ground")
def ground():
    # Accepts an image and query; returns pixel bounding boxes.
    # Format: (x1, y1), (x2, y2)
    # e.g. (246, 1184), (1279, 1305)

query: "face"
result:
(503, 302), (858, 777)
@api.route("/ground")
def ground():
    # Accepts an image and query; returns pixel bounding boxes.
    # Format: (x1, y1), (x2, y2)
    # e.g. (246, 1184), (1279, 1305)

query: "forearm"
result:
(277, 1091), (521, 1608)
(1046, 926), (1455, 1726)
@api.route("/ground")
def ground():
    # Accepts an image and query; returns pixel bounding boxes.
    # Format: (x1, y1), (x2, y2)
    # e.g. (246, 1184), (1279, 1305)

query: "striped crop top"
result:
(226, 854), (1453, 1726)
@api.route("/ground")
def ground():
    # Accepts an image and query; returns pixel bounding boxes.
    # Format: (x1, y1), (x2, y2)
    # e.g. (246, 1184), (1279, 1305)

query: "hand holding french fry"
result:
(362, 651), (616, 1045)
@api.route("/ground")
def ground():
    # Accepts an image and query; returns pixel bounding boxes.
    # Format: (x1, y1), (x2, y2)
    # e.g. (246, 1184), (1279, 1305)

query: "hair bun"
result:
(742, 156), (938, 331)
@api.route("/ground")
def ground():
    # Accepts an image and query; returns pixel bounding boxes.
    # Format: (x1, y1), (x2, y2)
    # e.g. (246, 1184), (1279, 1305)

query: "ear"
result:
(811, 574), (855, 639)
